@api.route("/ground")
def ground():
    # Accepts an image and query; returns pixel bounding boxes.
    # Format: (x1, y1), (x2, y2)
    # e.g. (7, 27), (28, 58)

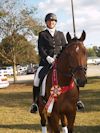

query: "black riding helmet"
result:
(45, 13), (57, 22)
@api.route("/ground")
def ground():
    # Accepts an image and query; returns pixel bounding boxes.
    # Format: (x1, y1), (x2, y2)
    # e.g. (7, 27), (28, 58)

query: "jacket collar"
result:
(46, 29), (57, 37)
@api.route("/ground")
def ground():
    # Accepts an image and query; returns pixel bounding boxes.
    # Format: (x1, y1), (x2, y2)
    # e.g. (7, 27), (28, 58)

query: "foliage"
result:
(93, 46), (100, 57)
(0, 0), (44, 41)
(0, 33), (39, 83)
(0, 0), (44, 82)
(0, 11), (7, 17)
(87, 47), (97, 57)
(0, 34), (39, 65)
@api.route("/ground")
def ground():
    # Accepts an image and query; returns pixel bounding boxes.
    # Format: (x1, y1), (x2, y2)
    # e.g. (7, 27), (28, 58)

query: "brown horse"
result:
(38, 31), (87, 133)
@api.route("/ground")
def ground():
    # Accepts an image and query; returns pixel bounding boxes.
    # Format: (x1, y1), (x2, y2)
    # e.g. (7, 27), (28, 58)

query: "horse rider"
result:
(30, 13), (84, 113)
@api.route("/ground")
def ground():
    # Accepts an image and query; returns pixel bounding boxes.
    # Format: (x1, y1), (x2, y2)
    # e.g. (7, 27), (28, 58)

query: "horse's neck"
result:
(46, 54), (71, 98)
(55, 53), (72, 86)
(57, 52), (69, 73)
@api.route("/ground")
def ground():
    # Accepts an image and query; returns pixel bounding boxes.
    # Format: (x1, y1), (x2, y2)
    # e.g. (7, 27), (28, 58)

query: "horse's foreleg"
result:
(40, 114), (47, 133)
(66, 111), (76, 133)
(48, 114), (60, 133)
(38, 96), (47, 133)
(41, 126), (47, 133)
(62, 127), (68, 133)
(61, 115), (68, 133)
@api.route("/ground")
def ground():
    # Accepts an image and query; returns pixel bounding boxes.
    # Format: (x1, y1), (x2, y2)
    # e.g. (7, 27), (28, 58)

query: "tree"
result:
(93, 46), (100, 57)
(0, 0), (44, 38)
(87, 48), (96, 57)
(96, 47), (100, 57)
(0, 0), (44, 83)
(0, 34), (39, 83)
(0, 11), (7, 17)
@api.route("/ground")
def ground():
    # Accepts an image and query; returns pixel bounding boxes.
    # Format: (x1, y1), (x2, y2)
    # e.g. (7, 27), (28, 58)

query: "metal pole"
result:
(71, 0), (76, 37)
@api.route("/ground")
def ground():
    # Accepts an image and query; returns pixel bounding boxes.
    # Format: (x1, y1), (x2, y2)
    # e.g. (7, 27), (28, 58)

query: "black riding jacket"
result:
(38, 29), (66, 66)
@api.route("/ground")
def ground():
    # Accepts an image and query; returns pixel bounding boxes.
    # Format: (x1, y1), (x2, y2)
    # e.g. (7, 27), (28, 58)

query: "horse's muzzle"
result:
(77, 78), (87, 87)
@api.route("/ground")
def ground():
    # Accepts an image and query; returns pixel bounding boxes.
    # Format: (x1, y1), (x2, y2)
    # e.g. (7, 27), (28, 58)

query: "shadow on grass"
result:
(0, 124), (41, 130)
(0, 76), (100, 112)
(74, 125), (100, 133)
(0, 124), (100, 133)
(79, 76), (100, 112)
(79, 90), (100, 112)
(0, 92), (32, 108)
(87, 76), (100, 84)
(0, 89), (99, 112)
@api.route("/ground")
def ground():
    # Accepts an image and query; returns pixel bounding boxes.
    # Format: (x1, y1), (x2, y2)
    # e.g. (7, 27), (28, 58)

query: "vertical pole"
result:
(71, 0), (76, 37)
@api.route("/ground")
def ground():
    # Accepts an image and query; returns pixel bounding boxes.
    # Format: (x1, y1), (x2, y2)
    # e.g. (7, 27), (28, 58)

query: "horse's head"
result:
(65, 30), (87, 87)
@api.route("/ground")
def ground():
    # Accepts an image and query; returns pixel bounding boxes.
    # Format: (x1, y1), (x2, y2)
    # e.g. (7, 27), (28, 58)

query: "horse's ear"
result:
(66, 32), (71, 43)
(79, 30), (86, 41)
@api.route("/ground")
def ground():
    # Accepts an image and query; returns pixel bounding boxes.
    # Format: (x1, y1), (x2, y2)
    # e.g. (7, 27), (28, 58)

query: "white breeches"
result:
(34, 66), (43, 87)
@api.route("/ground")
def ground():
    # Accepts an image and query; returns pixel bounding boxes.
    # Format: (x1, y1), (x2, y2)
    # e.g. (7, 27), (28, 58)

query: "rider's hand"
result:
(46, 56), (55, 64)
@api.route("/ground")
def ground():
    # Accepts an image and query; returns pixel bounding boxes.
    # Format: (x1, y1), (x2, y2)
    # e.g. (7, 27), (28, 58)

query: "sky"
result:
(1, 0), (100, 48)
(25, 0), (100, 48)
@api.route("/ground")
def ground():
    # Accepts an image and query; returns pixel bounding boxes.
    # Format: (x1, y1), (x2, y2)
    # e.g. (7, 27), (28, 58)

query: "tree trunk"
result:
(13, 54), (17, 83)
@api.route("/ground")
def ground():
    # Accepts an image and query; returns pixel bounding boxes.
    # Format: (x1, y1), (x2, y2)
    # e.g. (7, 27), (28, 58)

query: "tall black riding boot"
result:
(30, 86), (40, 113)
(76, 86), (85, 111)
(77, 99), (85, 111)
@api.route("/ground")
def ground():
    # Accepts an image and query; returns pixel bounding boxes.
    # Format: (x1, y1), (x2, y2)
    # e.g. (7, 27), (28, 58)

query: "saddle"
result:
(39, 65), (51, 86)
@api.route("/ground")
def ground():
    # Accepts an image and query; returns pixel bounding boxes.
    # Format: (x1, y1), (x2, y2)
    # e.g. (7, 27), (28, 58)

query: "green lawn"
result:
(0, 77), (100, 133)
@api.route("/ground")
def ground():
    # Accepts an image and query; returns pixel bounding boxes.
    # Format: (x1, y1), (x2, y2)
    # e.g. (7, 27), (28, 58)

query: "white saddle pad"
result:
(40, 75), (47, 96)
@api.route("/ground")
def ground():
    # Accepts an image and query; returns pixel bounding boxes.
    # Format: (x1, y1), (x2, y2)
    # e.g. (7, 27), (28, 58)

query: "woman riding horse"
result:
(30, 13), (84, 114)
(38, 30), (87, 133)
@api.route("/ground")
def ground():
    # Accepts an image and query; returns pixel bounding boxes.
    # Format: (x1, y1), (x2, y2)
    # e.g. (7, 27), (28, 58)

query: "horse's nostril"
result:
(77, 79), (87, 87)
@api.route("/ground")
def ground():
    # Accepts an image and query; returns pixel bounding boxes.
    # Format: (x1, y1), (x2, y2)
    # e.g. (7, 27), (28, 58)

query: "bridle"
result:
(56, 42), (87, 78)
(70, 65), (87, 76)
(56, 64), (87, 78)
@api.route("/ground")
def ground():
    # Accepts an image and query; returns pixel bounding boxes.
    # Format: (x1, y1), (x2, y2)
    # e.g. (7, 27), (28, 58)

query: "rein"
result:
(43, 60), (75, 115)
(70, 66), (87, 75)
(56, 65), (87, 82)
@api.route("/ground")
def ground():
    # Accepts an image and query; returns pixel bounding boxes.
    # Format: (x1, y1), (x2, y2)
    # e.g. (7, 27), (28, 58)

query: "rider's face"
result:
(46, 20), (57, 29)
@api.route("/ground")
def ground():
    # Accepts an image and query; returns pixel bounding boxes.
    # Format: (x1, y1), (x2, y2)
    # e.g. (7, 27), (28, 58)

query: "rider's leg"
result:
(30, 86), (40, 113)
(30, 66), (43, 113)
(77, 100), (84, 110)
(77, 86), (84, 111)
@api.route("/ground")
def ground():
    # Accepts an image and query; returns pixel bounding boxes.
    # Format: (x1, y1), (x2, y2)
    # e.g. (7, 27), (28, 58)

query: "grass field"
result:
(0, 77), (100, 133)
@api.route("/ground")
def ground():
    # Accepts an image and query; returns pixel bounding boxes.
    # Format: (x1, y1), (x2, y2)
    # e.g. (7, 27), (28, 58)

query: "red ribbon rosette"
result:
(50, 85), (62, 99)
